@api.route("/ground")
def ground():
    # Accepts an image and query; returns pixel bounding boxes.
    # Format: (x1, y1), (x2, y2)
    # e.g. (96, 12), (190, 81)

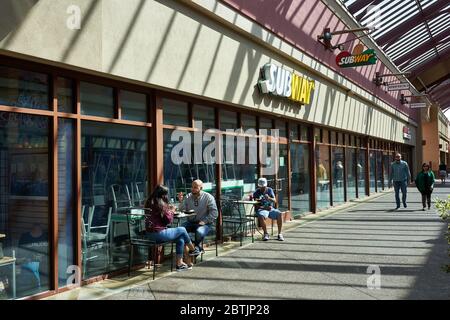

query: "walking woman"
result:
(144, 185), (199, 271)
(415, 163), (435, 211)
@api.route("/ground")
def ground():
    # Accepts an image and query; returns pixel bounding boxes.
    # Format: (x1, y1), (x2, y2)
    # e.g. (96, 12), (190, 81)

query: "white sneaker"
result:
(263, 233), (270, 241)
(277, 234), (285, 241)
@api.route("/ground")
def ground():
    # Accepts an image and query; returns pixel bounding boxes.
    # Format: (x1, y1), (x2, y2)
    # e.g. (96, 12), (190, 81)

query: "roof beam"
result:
(408, 46), (450, 76)
(377, 0), (449, 48)
(393, 29), (450, 65)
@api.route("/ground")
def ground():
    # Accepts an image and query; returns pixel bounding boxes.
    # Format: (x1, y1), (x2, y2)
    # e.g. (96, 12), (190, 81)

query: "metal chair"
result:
(81, 205), (112, 277)
(126, 211), (174, 280)
(110, 184), (133, 213)
(221, 197), (255, 246)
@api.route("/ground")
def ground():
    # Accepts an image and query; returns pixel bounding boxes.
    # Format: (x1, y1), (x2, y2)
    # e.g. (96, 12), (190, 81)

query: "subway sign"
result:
(258, 63), (315, 105)
(336, 48), (377, 68)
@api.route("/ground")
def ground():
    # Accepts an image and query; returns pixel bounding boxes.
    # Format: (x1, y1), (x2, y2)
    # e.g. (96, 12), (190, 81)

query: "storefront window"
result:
(121, 90), (147, 122)
(193, 105), (215, 130)
(384, 152), (392, 189)
(316, 145), (330, 209)
(376, 150), (383, 190)
(314, 128), (321, 142)
(221, 133), (258, 201)
(57, 77), (74, 113)
(277, 144), (289, 211)
(241, 114), (256, 131)
(80, 82), (114, 118)
(275, 120), (286, 138)
(346, 148), (357, 200)
(0, 66), (49, 110)
(322, 129), (329, 144)
(300, 126), (309, 141)
(0, 112), (50, 299)
(163, 99), (189, 127)
(259, 117), (272, 131)
(332, 147), (345, 205)
(290, 123), (299, 140)
(369, 151), (376, 193)
(357, 150), (367, 197)
(58, 119), (75, 286)
(164, 129), (194, 201)
(81, 121), (147, 278)
(291, 143), (310, 216)
(220, 110), (237, 131)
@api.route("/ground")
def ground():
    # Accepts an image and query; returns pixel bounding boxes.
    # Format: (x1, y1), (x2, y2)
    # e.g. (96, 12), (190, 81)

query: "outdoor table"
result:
(172, 211), (196, 227)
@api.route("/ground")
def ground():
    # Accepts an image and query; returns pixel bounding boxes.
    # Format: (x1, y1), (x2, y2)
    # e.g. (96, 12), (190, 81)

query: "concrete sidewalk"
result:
(50, 183), (450, 300)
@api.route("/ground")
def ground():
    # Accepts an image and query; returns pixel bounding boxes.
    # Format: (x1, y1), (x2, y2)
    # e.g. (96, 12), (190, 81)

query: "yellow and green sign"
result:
(258, 63), (315, 105)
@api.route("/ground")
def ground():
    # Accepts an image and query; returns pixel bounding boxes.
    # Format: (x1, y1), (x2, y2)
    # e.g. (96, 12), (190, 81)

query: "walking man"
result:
(389, 153), (411, 210)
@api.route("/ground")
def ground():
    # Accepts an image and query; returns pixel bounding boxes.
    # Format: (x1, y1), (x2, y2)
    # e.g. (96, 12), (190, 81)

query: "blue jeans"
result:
(182, 221), (212, 249)
(393, 180), (407, 207)
(145, 227), (192, 257)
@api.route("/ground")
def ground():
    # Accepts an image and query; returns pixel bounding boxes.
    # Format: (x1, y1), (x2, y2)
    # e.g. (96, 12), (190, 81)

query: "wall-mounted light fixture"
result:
(373, 72), (411, 87)
(317, 26), (375, 52)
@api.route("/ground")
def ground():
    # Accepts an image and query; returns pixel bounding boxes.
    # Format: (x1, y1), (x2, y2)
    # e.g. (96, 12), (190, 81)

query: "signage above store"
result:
(409, 102), (427, 108)
(336, 44), (377, 68)
(387, 83), (410, 91)
(258, 63), (315, 105)
(403, 126), (411, 140)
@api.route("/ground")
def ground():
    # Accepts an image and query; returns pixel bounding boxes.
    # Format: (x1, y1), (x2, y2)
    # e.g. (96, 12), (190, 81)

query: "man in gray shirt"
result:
(178, 180), (218, 255)
(390, 153), (411, 210)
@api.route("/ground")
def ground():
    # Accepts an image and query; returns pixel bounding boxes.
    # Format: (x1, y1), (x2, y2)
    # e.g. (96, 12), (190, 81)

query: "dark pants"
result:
(421, 193), (431, 208)
(393, 180), (407, 207)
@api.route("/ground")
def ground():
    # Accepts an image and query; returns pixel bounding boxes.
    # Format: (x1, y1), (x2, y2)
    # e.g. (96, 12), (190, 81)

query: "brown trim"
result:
(328, 144), (333, 206)
(287, 122), (292, 212)
(355, 148), (359, 198)
(343, 146), (347, 203)
(75, 80), (82, 273)
(115, 88), (121, 120)
(310, 126), (317, 213)
(215, 108), (222, 241)
(365, 138), (370, 196)
(0, 104), (54, 116)
(152, 95), (164, 187)
(50, 74), (59, 291)
(162, 124), (199, 131)
(79, 115), (152, 127)
(21, 290), (57, 300)
(188, 101), (194, 128)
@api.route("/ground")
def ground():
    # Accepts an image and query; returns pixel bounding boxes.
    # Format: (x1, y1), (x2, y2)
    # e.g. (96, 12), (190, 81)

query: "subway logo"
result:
(258, 63), (315, 105)
(336, 49), (377, 68)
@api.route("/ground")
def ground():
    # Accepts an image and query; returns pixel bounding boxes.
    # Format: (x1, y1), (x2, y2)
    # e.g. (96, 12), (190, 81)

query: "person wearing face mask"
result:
(389, 153), (411, 210)
(415, 163), (435, 211)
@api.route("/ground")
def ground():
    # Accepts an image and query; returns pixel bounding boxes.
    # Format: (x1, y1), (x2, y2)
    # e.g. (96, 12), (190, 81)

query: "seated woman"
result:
(144, 185), (199, 271)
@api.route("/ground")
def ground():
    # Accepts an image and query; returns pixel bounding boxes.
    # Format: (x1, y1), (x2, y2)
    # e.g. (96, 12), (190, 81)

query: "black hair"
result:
(145, 185), (169, 212)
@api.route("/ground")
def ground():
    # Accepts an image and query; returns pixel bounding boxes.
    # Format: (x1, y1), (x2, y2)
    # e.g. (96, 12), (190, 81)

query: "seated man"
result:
(253, 178), (284, 241)
(177, 180), (218, 256)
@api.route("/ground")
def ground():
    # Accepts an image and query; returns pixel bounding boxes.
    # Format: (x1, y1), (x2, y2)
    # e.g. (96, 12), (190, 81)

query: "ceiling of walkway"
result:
(341, 0), (450, 111)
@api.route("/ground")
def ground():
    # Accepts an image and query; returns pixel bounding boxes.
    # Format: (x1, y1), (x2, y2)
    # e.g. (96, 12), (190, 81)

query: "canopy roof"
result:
(341, 0), (450, 111)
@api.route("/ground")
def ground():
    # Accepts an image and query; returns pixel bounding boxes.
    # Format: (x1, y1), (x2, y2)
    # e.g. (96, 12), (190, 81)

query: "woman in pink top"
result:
(144, 185), (199, 271)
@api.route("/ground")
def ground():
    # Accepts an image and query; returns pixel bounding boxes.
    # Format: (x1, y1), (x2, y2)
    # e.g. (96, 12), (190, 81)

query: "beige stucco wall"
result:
(0, 0), (416, 145)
